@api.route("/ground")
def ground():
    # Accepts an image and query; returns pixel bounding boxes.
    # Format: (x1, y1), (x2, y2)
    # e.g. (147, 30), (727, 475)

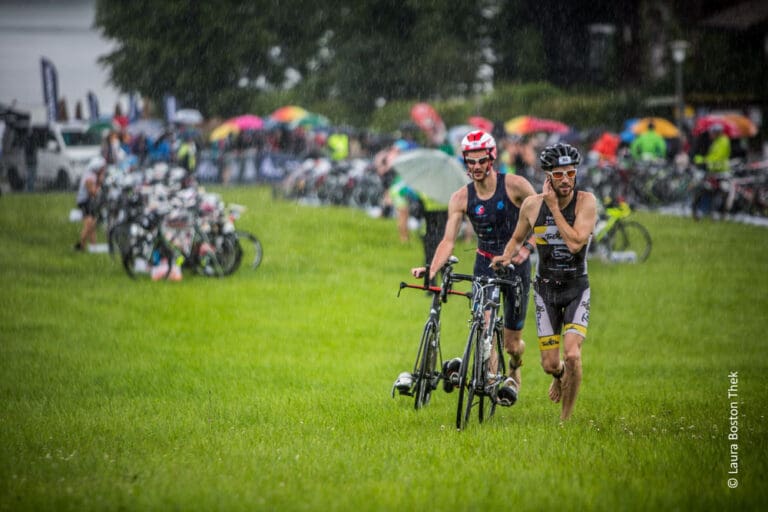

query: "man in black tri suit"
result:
(409, 130), (537, 407)
(493, 143), (597, 420)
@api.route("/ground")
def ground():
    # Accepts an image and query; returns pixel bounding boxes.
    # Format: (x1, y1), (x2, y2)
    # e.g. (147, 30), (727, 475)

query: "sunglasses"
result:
(464, 156), (490, 166)
(547, 169), (577, 180)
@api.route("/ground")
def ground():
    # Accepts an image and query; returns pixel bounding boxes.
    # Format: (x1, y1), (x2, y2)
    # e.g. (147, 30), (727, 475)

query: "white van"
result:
(1, 120), (102, 191)
(34, 121), (103, 190)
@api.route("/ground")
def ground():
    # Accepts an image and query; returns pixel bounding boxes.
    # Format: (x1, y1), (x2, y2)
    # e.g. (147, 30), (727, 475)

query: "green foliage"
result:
(93, 0), (765, 121)
(1, 188), (768, 510)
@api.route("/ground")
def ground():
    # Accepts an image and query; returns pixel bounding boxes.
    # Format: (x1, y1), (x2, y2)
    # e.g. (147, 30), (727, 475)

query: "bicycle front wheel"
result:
(609, 220), (652, 262)
(456, 323), (481, 430)
(413, 320), (438, 410)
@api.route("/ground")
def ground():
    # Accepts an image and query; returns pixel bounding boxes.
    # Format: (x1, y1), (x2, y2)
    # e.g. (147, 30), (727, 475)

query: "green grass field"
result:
(1, 186), (767, 511)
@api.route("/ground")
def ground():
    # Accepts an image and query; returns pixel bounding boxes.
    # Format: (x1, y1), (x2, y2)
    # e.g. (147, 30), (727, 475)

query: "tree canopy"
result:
(94, 0), (767, 122)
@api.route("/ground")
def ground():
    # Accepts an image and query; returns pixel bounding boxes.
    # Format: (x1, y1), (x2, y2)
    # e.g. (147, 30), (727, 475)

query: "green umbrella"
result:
(289, 112), (330, 130)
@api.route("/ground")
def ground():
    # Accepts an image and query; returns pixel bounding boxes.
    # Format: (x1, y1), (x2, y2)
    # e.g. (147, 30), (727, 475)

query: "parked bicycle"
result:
(450, 266), (522, 430)
(392, 256), (470, 409)
(591, 198), (652, 263)
(105, 164), (263, 279)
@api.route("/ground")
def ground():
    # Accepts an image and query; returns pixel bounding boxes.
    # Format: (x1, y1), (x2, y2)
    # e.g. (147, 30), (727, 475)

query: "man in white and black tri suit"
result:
(493, 143), (597, 420)
(409, 130), (537, 406)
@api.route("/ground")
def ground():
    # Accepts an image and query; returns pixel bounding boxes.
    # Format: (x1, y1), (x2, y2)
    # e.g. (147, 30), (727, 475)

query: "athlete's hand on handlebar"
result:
(411, 266), (426, 278)
(490, 255), (511, 270)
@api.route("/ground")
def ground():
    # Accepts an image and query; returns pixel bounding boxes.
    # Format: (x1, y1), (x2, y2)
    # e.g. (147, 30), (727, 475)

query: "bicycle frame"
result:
(594, 200), (631, 243)
(395, 257), (470, 409)
(592, 199), (652, 263)
(451, 269), (520, 430)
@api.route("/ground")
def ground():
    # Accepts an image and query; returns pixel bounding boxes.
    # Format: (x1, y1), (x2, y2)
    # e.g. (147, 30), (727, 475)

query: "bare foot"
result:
(508, 365), (521, 392)
(548, 361), (565, 403)
(548, 377), (562, 403)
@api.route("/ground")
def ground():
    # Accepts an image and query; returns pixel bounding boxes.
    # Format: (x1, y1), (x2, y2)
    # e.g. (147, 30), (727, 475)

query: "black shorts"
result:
(533, 275), (590, 351)
(473, 253), (531, 331)
(78, 199), (98, 217)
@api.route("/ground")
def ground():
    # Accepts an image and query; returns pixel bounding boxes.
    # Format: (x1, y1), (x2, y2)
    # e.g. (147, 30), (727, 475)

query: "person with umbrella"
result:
(410, 130), (537, 407)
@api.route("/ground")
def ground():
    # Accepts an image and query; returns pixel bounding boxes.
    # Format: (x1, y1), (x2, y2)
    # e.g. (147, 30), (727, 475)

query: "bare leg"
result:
(559, 333), (584, 420)
(79, 215), (97, 249)
(396, 206), (409, 242)
(541, 347), (563, 402)
(504, 328), (524, 390)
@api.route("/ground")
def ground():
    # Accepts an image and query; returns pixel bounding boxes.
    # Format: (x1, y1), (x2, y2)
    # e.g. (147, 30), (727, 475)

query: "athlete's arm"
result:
(492, 194), (538, 268)
(427, 187), (466, 280)
(549, 190), (597, 254)
(504, 174), (537, 263)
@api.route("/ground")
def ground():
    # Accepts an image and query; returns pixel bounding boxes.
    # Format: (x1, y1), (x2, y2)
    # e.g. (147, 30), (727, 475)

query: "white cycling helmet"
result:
(461, 130), (497, 160)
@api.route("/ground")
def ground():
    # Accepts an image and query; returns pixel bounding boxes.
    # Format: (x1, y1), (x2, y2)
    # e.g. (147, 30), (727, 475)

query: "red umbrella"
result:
(693, 115), (740, 138)
(410, 102), (446, 145)
(504, 116), (570, 136)
(468, 116), (494, 133)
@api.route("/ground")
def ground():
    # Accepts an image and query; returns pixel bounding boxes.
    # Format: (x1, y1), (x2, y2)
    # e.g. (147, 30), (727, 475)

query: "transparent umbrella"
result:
(391, 148), (469, 206)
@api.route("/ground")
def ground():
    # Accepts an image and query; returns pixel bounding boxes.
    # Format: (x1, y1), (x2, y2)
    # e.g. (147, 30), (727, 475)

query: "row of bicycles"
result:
(581, 158), (768, 218)
(272, 157), (384, 210)
(392, 256), (522, 430)
(100, 163), (263, 280)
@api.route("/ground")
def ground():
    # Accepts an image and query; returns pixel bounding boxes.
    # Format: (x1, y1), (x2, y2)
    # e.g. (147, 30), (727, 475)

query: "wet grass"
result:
(1, 186), (767, 511)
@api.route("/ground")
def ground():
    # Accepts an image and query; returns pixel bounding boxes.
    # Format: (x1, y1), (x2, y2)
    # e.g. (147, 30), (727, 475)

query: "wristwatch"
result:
(523, 241), (535, 252)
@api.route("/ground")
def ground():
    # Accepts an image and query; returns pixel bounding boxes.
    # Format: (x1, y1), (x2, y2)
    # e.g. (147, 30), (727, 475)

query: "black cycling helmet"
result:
(539, 143), (581, 171)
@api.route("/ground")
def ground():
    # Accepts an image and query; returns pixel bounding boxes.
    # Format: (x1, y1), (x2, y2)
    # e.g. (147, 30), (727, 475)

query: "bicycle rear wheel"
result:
(214, 233), (242, 276)
(236, 230), (264, 270)
(413, 320), (438, 410)
(610, 220), (652, 262)
(456, 323), (481, 430)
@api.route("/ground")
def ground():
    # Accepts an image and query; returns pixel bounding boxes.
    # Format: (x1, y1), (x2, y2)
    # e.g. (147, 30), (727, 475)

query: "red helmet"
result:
(461, 130), (497, 160)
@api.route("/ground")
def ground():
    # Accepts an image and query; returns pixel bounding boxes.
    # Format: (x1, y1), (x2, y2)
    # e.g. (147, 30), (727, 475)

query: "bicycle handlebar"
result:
(398, 281), (471, 299)
(451, 264), (519, 288)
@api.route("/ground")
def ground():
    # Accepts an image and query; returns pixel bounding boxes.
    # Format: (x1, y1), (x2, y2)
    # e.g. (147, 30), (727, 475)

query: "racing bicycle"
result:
(393, 256), (470, 409)
(591, 198), (652, 263)
(450, 266), (522, 430)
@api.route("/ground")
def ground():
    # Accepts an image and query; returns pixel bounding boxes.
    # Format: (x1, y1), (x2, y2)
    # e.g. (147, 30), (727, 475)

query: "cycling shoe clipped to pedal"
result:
(496, 379), (518, 407)
(441, 358), (462, 393)
(391, 372), (413, 397)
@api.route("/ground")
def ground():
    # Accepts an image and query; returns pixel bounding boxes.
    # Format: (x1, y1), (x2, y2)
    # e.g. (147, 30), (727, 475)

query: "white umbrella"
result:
(172, 108), (203, 125)
(391, 148), (469, 206)
(126, 119), (165, 140)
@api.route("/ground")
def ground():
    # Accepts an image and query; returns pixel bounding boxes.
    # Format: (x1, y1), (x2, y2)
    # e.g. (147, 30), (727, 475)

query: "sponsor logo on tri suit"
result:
(539, 336), (560, 350)
(552, 246), (574, 261)
(496, 200), (505, 210)
(581, 300), (590, 323)
(474, 204), (486, 216)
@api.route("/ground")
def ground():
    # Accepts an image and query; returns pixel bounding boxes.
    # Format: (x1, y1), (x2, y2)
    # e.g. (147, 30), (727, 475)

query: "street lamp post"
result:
(670, 40), (689, 134)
